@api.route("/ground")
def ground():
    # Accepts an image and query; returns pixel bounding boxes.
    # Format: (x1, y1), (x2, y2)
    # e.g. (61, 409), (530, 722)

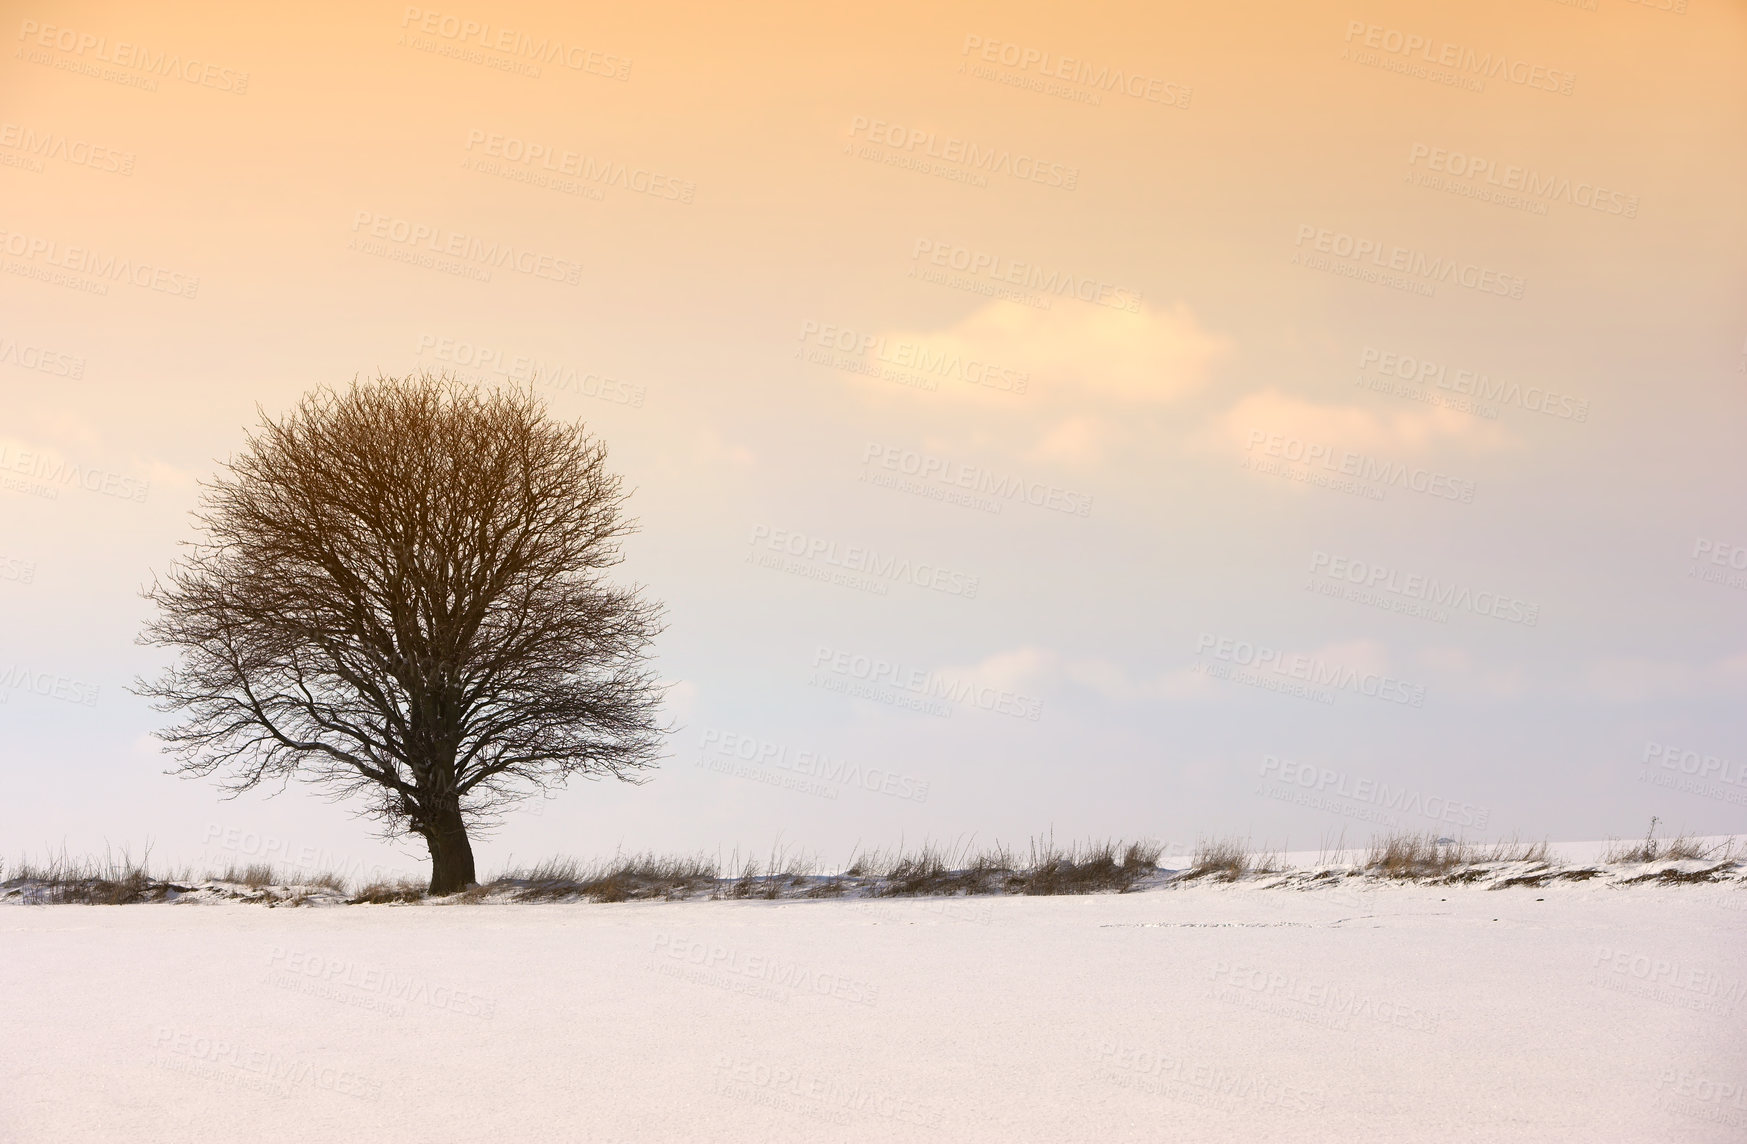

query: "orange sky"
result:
(3, 0), (1744, 873)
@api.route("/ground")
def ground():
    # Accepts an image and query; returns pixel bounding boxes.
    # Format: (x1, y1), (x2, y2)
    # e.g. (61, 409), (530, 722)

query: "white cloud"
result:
(1210, 388), (1516, 460)
(861, 299), (1228, 409)
(936, 645), (1053, 691)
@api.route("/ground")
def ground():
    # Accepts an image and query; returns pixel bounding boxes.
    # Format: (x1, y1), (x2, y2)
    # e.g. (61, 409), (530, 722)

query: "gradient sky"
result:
(3, 0), (1744, 880)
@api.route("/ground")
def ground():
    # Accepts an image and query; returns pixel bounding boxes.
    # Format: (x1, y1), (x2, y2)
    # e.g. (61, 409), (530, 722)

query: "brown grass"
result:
(851, 840), (1010, 896)
(1362, 832), (1554, 880)
(15, 825), (1727, 907)
(1605, 819), (1728, 864)
(1621, 863), (1737, 886)
(1, 845), (175, 904)
(348, 879), (427, 904)
(1010, 836), (1161, 895)
(1480, 837), (1551, 864)
(1183, 837), (1251, 882)
(1365, 833), (1469, 879)
(1, 844), (358, 904)
(211, 863), (349, 893)
(840, 835), (1161, 897)
(472, 852), (721, 903)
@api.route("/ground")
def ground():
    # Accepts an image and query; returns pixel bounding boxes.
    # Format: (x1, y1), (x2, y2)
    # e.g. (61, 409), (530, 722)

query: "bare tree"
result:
(136, 375), (666, 894)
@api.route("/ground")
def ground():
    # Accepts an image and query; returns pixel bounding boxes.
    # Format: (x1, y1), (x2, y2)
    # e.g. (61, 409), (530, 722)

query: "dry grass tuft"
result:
(2, 845), (177, 904)
(1364, 833), (1470, 879)
(349, 879), (426, 904)
(721, 845), (816, 900)
(210, 863), (349, 893)
(1011, 836), (1160, 895)
(478, 852), (721, 903)
(1184, 837), (1251, 882)
(1603, 818), (1726, 864)
(855, 840), (1006, 896)
(1479, 837), (1551, 865)
(1123, 840), (1165, 869)
(841, 835), (1161, 897)
(1362, 832), (1554, 880)
(210, 862), (277, 888)
(1250, 846), (1287, 876)
(1, 844), (356, 903)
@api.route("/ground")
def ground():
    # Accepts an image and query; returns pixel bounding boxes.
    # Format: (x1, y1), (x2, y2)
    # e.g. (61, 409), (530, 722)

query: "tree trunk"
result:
(425, 800), (477, 895)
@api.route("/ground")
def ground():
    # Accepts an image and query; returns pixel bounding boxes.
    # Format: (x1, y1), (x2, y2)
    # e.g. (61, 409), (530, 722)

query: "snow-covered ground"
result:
(4, 874), (1744, 1142)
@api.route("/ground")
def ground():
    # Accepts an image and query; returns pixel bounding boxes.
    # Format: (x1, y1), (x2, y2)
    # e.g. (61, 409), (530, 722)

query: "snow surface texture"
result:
(4, 877), (1744, 1142)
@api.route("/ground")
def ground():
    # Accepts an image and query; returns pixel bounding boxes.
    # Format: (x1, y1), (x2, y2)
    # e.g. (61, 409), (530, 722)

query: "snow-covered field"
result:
(4, 874), (1744, 1143)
